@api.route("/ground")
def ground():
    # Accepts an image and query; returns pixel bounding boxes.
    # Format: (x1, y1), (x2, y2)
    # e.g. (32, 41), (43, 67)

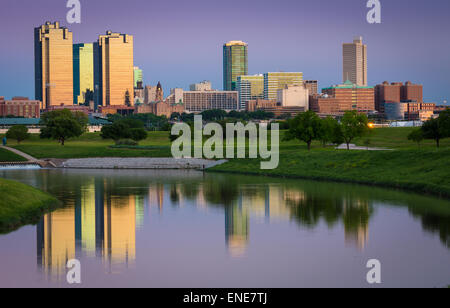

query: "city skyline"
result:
(0, 0), (449, 103)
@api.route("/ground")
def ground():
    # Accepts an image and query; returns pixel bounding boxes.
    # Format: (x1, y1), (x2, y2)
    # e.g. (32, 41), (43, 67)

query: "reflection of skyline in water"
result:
(35, 174), (376, 279)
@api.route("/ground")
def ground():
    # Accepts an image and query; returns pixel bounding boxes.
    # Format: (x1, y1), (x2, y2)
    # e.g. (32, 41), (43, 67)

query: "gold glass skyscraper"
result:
(223, 41), (248, 91)
(34, 22), (74, 108)
(94, 31), (134, 106)
(263, 72), (303, 100)
(343, 36), (367, 87)
(73, 43), (94, 105)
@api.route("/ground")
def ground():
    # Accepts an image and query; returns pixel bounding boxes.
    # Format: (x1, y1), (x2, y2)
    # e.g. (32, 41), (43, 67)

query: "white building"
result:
(277, 85), (309, 110)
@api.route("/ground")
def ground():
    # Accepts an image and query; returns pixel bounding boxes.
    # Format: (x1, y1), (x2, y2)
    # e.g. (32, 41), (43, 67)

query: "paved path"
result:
(0, 146), (40, 162)
(61, 158), (228, 170)
(336, 144), (393, 151)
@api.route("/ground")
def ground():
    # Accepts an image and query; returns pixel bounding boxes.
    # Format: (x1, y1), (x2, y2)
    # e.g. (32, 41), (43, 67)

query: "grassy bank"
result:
(0, 148), (27, 162)
(5, 127), (450, 198)
(0, 178), (58, 233)
(210, 148), (450, 198)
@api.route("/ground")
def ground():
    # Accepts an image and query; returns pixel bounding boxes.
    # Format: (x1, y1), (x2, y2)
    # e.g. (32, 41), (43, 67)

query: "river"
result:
(0, 169), (449, 287)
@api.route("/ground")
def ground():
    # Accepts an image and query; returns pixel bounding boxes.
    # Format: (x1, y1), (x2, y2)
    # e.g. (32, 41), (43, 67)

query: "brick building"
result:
(375, 81), (423, 113)
(0, 97), (41, 118)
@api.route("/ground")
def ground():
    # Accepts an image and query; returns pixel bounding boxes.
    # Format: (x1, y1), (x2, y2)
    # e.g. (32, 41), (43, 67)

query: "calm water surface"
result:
(0, 169), (449, 288)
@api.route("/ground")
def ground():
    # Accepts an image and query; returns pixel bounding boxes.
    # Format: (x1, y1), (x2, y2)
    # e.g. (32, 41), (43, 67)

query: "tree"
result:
(285, 111), (322, 150)
(101, 120), (148, 144)
(339, 111), (370, 150)
(100, 121), (131, 142)
(421, 109), (450, 149)
(6, 125), (29, 144)
(40, 109), (88, 146)
(129, 128), (148, 142)
(408, 128), (424, 148)
(318, 116), (339, 147)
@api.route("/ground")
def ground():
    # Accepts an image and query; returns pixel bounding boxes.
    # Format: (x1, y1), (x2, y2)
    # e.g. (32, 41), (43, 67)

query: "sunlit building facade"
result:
(34, 22), (73, 108)
(73, 43), (94, 105)
(94, 31), (134, 107)
(223, 41), (248, 91)
(237, 75), (264, 110)
(133, 66), (143, 88)
(263, 72), (303, 100)
(343, 36), (367, 86)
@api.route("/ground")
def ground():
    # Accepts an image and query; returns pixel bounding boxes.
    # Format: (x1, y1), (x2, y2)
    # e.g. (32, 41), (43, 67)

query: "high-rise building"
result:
(263, 72), (303, 100)
(304, 80), (318, 95)
(34, 22), (73, 109)
(223, 41), (248, 91)
(133, 66), (143, 88)
(190, 81), (212, 91)
(237, 75), (264, 110)
(94, 31), (134, 107)
(343, 36), (367, 86)
(73, 43), (94, 105)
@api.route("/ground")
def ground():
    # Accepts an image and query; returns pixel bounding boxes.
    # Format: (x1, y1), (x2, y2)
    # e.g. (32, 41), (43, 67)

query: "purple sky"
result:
(0, 0), (449, 103)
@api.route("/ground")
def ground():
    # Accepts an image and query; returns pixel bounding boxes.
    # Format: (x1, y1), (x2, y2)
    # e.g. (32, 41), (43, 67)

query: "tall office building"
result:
(343, 36), (367, 86)
(237, 75), (264, 110)
(73, 43), (94, 105)
(223, 41), (248, 91)
(263, 72), (303, 100)
(35, 22), (73, 109)
(133, 66), (143, 88)
(94, 31), (134, 107)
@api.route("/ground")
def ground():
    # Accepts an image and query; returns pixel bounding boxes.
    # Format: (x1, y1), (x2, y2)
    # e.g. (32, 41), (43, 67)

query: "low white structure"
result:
(277, 84), (309, 110)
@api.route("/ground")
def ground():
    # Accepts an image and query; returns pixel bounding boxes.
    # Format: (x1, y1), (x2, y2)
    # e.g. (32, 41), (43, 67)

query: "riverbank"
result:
(0, 148), (27, 162)
(0, 178), (58, 233)
(209, 148), (450, 199)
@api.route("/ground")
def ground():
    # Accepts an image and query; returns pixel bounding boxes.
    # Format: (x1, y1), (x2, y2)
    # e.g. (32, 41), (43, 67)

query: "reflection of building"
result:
(148, 184), (165, 212)
(37, 208), (76, 279)
(103, 195), (136, 267)
(34, 22), (73, 108)
(343, 201), (370, 250)
(225, 202), (249, 258)
(37, 178), (139, 278)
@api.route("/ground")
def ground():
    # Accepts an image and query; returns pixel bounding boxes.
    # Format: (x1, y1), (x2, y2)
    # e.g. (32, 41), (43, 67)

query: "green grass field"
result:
(0, 178), (58, 234)
(0, 148), (27, 162)
(3, 127), (450, 197)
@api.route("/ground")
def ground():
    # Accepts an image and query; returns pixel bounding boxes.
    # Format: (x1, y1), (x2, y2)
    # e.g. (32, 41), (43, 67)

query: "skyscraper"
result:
(94, 31), (134, 107)
(35, 22), (73, 108)
(343, 36), (367, 86)
(73, 43), (94, 105)
(237, 75), (264, 110)
(263, 72), (303, 100)
(223, 41), (248, 91)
